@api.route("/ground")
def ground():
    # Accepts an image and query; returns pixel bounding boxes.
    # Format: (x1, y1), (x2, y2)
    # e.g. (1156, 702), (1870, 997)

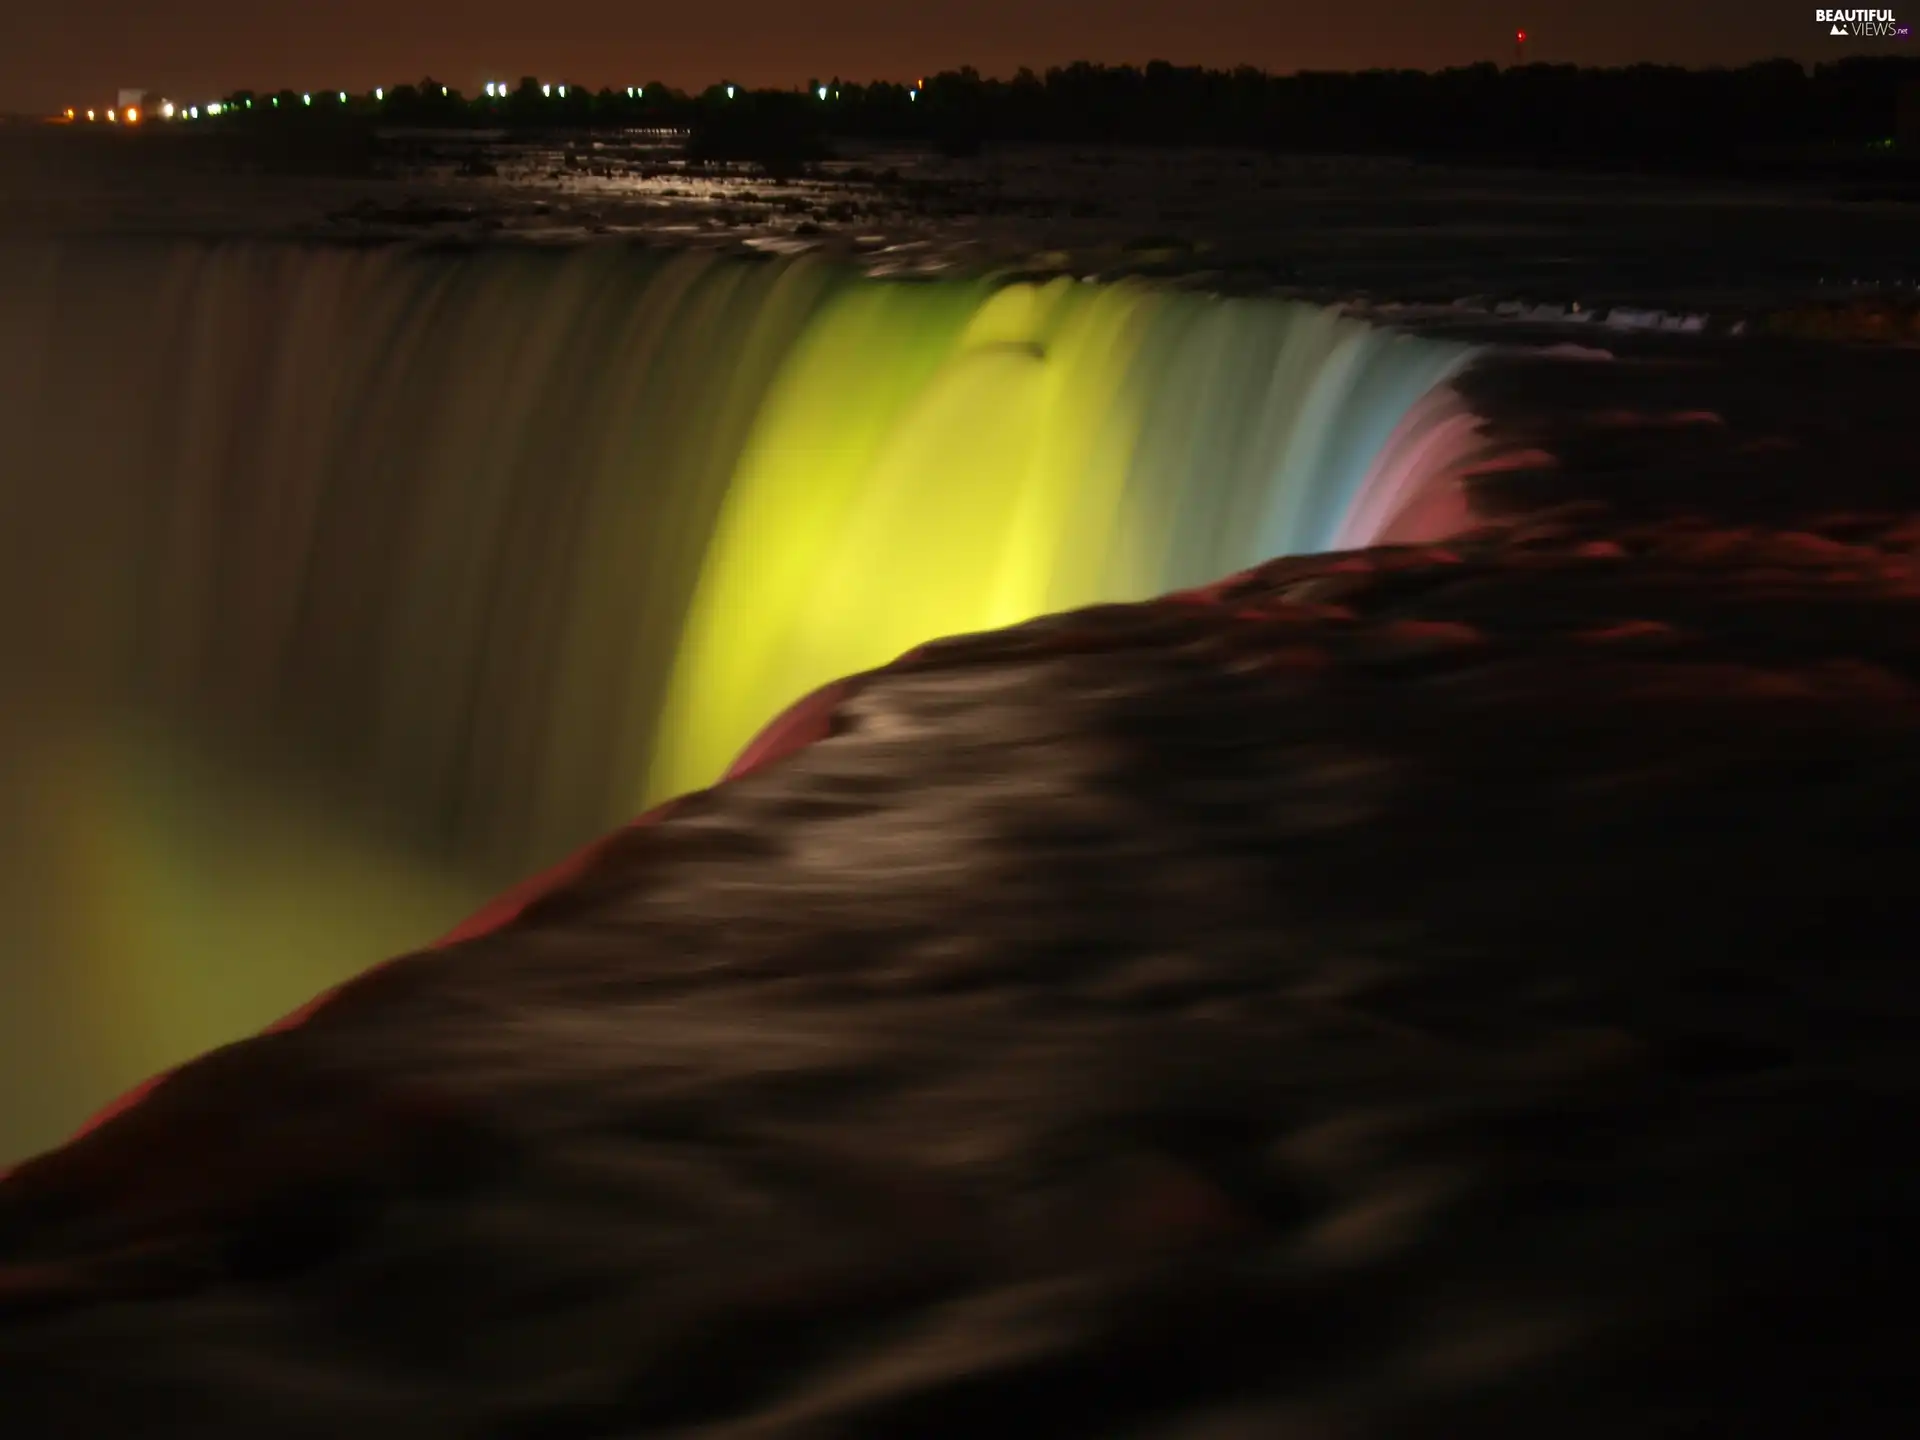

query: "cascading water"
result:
(0, 238), (1496, 1160)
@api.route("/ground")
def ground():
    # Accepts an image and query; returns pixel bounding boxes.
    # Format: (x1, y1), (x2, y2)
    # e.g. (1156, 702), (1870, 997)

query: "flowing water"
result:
(0, 238), (1494, 1159)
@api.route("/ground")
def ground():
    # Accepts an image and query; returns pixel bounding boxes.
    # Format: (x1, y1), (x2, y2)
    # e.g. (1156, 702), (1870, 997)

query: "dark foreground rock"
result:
(3, 516), (1919, 1436)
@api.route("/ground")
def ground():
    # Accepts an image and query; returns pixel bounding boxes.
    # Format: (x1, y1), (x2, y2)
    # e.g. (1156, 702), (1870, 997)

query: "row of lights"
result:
(484, 82), (575, 98)
(63, 103), (170, 123)
(65, 79), (925, 126)
(810, 85), (920, 101)
(64, 91), (357, 123)
(467, 82), (908, 102)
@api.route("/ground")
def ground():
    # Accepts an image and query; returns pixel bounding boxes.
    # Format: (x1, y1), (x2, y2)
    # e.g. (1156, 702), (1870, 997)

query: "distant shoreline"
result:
(17, 56), (1917, 172)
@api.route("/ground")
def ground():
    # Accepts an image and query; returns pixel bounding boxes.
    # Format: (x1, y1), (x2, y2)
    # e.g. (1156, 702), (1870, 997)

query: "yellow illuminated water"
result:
(653, 276), (1479, 795)
(0, 240), (1487, 1160)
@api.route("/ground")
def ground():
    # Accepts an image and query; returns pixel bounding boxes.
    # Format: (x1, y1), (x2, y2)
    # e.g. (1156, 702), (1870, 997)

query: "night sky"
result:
(3, 1), (1906, 117)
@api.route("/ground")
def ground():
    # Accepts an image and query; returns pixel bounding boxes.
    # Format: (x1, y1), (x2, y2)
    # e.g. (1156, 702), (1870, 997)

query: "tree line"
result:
(204, 58), (1920, 165)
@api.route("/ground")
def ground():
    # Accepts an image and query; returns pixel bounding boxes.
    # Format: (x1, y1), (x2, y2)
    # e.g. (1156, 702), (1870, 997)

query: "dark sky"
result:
(1, 1), (1904, 115)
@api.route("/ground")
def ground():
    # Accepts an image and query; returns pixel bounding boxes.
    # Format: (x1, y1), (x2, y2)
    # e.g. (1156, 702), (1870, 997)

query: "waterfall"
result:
(0, 238), (1493, 1159)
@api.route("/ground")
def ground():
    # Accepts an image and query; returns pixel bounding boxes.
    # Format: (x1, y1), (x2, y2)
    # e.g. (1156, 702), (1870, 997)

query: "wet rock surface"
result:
(3, 506), (1918, 1436)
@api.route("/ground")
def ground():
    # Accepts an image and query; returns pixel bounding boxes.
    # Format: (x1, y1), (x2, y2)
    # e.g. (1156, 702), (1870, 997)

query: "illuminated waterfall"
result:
(655, 275), (1486, 793)
(0, 238), (1492, 1159)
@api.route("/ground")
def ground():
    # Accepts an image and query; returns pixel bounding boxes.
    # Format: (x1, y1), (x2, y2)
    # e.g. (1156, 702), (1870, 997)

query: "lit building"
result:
(115, 88), (170, 122)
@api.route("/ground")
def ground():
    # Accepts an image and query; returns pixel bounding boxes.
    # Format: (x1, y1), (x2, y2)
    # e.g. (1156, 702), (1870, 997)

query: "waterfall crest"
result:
(0, 239), (1493, 1159)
